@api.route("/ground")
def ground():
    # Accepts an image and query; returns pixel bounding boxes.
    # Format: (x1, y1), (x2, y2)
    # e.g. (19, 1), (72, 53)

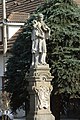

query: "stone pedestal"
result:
(26, 64), (55, 120)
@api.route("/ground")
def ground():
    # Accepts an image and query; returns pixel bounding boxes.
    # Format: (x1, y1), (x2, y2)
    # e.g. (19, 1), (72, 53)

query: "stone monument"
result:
(26, 13), (55, 120)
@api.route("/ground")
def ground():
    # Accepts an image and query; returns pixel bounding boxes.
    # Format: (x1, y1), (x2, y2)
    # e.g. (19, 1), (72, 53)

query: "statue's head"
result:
(32, 20), (38, 28)
(38, 13), (44, 21)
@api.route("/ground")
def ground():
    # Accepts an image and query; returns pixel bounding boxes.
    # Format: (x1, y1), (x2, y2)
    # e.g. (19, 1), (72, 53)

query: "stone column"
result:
(26, 64), (55, 120)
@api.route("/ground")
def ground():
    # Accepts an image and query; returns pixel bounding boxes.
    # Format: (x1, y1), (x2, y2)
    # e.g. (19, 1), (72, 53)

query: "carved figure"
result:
(31, 20), (44, 66)
(33, 85), (52, 109)
(31, 13), (50, 66)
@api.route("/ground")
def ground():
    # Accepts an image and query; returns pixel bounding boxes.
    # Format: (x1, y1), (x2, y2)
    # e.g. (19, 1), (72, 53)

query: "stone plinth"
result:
(26, 64), (55, 120)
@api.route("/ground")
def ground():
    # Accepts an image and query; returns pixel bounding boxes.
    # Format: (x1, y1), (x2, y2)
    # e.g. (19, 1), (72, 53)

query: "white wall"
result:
(0, 55), (3, 76)
(0, 77), (2, 111)
(0, 54), (10, 76)
(8, 26), (20, 39)
(0, 27), (2, 42)
(0, 77), (2, 91)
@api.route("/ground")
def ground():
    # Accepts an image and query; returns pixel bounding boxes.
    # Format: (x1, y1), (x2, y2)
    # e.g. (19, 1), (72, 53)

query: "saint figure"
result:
(31, 13), (50, 66)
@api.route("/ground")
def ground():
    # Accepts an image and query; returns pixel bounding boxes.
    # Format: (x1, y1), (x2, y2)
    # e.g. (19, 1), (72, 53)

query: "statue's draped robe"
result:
(31, 19), (50, 65)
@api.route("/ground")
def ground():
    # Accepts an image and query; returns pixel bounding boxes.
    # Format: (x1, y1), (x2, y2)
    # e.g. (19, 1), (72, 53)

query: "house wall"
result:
(0, 27), (2, 42)
(0, 25), (21, 42)
(0, 54), (9, 76)
(8, 26), (20, 39)
(0, 55), (3, 76)
(0, 53), (10, 90)
(0, 76), (2, 91)
(0, 55), (3, 103)
(0, 76), (2, 110)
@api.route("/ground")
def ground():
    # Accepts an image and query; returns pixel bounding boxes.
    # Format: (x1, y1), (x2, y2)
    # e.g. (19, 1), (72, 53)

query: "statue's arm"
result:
(35, 29), (44, 39)
(41, 22), (50, 32)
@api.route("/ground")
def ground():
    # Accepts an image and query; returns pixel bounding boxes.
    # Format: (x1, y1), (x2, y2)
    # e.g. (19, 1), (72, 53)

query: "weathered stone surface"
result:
(27, 113), (55, 120)
(26, 64), (55, 120)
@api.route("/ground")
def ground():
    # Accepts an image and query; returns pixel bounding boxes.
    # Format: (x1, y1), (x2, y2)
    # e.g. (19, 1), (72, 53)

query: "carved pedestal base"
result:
(27, 113), (55, 120)
(26, 64), (55, 120)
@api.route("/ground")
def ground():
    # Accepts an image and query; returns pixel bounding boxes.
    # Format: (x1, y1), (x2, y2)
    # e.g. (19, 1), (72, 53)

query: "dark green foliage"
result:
(5, 0), (80, 112)
(36, 0), (80, 98)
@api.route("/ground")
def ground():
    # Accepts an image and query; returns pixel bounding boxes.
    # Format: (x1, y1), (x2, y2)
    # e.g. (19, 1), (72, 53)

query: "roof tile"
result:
(7, 12), (30, 22)
(0, 0), (44, 20)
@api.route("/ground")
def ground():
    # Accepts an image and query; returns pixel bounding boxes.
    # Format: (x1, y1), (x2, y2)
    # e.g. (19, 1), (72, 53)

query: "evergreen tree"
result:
(5, 0), (80, 116)
(37, 0), (80, 97)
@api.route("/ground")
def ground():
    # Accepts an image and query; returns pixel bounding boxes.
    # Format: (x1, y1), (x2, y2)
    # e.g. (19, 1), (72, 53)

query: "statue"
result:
(31, 13), (50, 66)
(31, 19), (44, 66)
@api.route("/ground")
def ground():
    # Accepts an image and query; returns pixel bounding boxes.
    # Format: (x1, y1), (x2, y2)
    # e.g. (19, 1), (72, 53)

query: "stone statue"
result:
(33, 86), (50, 109)
(31, 13), (50, 66)
(31, 19), (44, 66)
